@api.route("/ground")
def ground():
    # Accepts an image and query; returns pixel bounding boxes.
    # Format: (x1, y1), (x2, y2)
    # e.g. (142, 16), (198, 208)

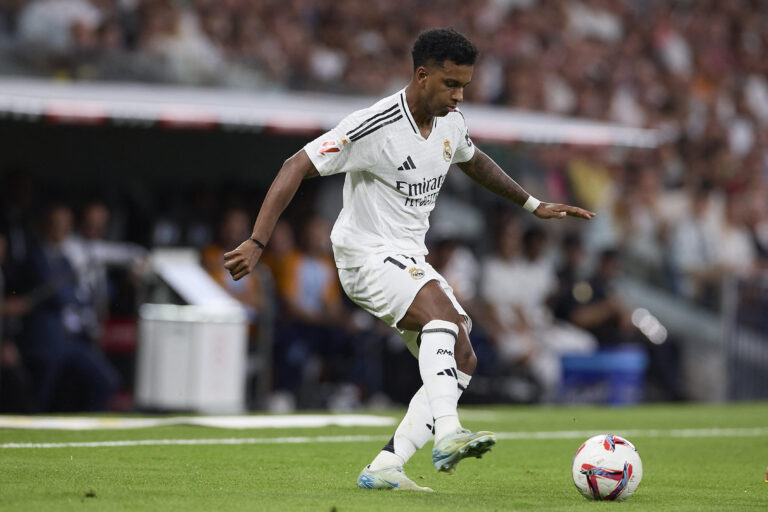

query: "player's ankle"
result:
(434, 415), (462, 443)
(369, 450), (405, 471)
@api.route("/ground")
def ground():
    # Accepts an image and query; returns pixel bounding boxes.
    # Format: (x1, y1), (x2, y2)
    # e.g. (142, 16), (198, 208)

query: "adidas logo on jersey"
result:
(397, 156), (416, 171)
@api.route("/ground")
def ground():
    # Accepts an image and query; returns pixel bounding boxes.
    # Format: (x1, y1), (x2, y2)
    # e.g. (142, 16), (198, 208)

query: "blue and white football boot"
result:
(432, 430), (497, 474)
(357, 465), (433, 491)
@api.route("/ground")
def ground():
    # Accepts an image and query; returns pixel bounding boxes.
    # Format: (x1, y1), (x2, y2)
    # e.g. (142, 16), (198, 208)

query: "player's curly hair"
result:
(411, 28), (478, 70)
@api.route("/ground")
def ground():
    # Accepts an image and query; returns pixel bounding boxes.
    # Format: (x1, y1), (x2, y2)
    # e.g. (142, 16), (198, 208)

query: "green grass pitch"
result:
(2, 403), (767, 511)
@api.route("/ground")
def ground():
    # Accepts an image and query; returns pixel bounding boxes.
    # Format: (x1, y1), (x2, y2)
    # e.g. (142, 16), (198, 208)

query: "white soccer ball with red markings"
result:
(571, 434), (643, 501)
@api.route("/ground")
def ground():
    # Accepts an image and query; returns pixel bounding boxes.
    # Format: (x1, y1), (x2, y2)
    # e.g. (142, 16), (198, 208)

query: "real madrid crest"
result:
(443, 139), (452, 162)
(409, 267), (425, 280)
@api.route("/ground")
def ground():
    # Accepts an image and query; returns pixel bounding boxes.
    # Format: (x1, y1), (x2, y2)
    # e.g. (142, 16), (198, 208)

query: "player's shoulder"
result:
(443, 109), (469, 129)
(340, 90), (408, 142)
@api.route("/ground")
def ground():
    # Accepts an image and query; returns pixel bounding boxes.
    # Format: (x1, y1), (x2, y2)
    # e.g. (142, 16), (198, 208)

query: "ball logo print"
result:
(579, 462), (634, 501)
(602, 434), (633, 452)
(571, 434), (642, 501)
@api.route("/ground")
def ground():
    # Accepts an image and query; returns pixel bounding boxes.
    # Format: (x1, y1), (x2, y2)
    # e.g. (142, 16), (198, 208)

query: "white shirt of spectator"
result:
(304, 89), (475, 268)
(18, 0), (101, 52)
(481, 254), (557, 330)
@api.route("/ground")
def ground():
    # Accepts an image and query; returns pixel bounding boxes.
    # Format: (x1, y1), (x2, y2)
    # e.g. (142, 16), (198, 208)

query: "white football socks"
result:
(371, 371), (473, 470)
(432, 369), (472, 439)
(418, 320), (463, 443)
(370, 320), (475, 470)
(370, 386), (431, 470)
(369, 387), (429, 470)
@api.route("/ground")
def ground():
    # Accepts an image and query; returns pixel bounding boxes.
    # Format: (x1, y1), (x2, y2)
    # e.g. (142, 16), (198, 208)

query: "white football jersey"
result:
(304, 89), (475, 268)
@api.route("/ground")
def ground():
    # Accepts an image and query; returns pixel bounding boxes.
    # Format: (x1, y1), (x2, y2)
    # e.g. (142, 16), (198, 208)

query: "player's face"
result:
(421, 60), (473, 116)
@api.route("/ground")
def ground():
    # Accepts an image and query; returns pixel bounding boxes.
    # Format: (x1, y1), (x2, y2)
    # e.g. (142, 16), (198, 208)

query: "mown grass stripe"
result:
(3, 427), (766, 449)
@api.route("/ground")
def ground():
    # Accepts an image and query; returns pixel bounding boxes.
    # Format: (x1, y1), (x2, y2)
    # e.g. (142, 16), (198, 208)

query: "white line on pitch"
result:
(2, 427), (767, 450)
(495, 427), (768, 440)
(0, 435), (387, 449)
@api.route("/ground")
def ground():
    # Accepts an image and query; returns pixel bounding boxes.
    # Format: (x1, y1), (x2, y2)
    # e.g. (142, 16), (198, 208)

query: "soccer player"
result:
(225, 28), (595, 491)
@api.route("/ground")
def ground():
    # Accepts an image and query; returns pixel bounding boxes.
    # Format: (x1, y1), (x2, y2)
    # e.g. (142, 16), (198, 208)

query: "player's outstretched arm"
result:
(456, 149), (595, 220)
(224, 149), (319, 280)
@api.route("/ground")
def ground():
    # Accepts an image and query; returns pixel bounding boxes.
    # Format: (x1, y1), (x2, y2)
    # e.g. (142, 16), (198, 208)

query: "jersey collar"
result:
(399, 89), (439, 139)
(399, 89), (419, 136)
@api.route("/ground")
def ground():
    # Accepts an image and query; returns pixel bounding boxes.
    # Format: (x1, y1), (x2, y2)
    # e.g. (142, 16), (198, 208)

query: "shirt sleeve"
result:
(451, 112), (476, 164)
(304, 112), (375, 176)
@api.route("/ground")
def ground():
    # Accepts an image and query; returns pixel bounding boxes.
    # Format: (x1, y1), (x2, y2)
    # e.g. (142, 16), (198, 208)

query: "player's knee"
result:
(456, 348), (477, 375)
(453, 319), (476, 374)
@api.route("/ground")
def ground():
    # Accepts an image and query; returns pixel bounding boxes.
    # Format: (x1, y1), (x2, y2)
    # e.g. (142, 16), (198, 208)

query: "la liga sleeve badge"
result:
(318, 138), (347, 155)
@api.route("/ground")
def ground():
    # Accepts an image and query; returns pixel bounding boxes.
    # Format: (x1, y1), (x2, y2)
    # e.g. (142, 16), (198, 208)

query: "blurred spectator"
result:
(20, 204), (120, 411)
(274, 216), (343, 326)
(669, 184), (723, 306)
(565, 1), (623, 44)
(0, 234), (4, 337)
(202, 206), (273, 409)
(556, 246), (635, 347)
(427, 236), (480, 310)
(202, 207), (267, 324)
(670, 184), (760, 307)
(743, 185), (768, 265)
(137, 0), (224, 85)
(260, 218), (299, 306)
(1, 233), (35, 412)
(561, 247), (684, 400)
(480, 219), (596, 401)
(61, 201), (147, 339)
(716, 194), (758, 280)
(616, 167), (678, 282)
(552, 232), (591, 326)
(17, 0), (101, 53)
(0, 170), (35, 297)
(270, 215), (353, 409)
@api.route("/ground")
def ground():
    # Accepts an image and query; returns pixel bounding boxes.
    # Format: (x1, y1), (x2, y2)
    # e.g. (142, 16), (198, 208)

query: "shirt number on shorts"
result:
(384, 255), (416, 270)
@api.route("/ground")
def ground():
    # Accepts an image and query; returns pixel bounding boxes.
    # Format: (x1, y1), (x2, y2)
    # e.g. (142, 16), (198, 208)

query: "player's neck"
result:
(404, 84), (434, 138)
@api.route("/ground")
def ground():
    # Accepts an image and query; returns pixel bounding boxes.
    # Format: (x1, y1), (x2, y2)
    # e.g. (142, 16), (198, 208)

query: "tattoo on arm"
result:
(456, 149), (529, 206)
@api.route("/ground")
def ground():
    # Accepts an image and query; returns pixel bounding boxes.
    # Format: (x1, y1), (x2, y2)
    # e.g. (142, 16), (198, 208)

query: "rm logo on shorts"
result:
(409, 267), (425, 280)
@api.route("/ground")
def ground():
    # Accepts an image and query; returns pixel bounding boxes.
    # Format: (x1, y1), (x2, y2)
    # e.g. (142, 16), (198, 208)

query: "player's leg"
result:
(361, 327), (450, 492)
(337, 263), (434, 490)
(358, 313), (474, 489)
(397, 281), (470, 438)
(397, 281), (496, 473)
(373, 322), (474, 462)
(362, 344), (472, 490)
(343, 258), (491, 487)
(358, 384), (435, 491)
(371, 305), (475, 473)
(369, 360), (472, 468)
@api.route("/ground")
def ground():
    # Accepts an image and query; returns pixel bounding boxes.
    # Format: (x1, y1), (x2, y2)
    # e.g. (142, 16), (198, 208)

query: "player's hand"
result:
(224, 240), (263, 281)
(533, 202), (596, 220)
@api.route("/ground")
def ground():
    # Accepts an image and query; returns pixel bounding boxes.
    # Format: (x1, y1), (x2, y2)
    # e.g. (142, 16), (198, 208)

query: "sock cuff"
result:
(457, 369), (472, 390)
(422, 320), (458, 339)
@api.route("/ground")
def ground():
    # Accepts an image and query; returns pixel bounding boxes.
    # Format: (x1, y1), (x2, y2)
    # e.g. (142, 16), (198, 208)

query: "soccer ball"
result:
(571, 434), (643, 501)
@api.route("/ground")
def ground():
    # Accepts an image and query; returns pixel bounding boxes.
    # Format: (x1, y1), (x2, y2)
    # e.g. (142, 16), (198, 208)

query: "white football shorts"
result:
(337, 251), (470, 358)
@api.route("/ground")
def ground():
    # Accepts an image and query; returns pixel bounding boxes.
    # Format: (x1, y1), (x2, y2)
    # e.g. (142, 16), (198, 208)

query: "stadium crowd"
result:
(2, 0), (768, 411)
